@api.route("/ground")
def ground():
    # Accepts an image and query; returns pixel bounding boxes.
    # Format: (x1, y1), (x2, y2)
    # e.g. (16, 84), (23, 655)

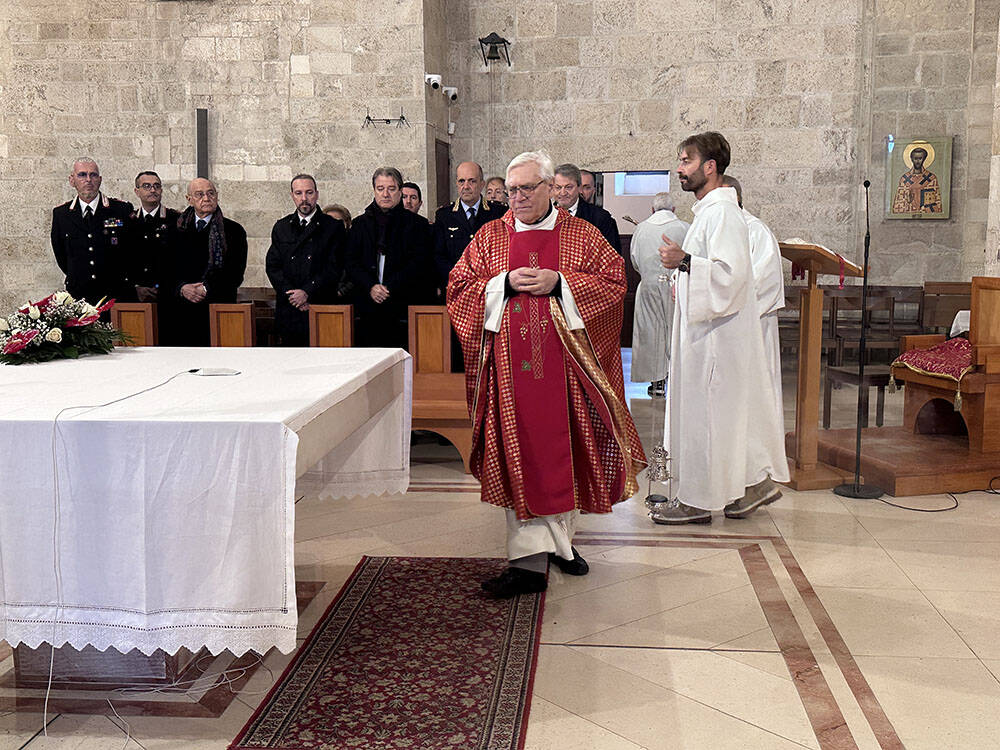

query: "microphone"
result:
(863, 179), (871, 189)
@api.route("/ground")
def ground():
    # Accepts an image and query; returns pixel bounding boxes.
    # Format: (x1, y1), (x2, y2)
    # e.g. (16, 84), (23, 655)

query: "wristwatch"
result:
(677, 253), (691, 273)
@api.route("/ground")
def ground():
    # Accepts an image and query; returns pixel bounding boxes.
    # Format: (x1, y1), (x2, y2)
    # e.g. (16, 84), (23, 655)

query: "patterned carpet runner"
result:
(230, 557), (545, 750)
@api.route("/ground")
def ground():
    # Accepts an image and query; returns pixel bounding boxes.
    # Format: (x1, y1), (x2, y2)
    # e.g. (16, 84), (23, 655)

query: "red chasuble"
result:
(447, 207), (645, 521)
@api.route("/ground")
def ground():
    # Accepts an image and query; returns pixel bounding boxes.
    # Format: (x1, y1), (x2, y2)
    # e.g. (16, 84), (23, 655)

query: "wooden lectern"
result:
(779, 243), (863, 489)
(111, 302), (157, 346)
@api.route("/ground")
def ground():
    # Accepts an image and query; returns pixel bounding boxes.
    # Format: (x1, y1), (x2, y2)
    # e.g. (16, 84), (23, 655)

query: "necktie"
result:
(468, 206), (476, 222)
(84, 206), (93, 220)
(197, 219), (207, 231)
(300, 218), (307, 228)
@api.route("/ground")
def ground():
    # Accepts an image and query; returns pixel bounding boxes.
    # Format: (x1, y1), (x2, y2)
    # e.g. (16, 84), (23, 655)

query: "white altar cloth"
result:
(0, 347), (411, 656)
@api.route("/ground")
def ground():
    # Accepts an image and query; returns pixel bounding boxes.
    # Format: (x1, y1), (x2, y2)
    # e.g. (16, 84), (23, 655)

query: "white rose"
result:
(0, 319), (8, 332)
(54, 292), (71, 305)
(45, 328), (62, 343)
(28, 306), (40, 320)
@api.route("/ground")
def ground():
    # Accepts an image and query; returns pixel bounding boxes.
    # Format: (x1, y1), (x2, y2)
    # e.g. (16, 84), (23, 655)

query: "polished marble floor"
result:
(4, 352), (1000, 749)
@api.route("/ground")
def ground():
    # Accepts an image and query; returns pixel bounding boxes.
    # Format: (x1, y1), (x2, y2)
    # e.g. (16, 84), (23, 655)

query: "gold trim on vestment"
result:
(549, 300), (644, 501)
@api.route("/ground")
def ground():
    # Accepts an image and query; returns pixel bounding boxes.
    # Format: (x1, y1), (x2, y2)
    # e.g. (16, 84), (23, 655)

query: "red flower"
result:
(3, 329), (39, 354)
(64, 314), (99, 328)
(34, 294), (56, 312)
(96, 298), (115, 313)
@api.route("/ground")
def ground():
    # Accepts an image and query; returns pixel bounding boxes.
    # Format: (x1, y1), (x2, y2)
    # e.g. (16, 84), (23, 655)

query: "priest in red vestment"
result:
(447, 151), (645, 597)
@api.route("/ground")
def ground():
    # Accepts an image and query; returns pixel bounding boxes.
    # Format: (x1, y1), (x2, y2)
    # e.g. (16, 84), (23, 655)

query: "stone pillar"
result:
(985, 12), (1000, 277)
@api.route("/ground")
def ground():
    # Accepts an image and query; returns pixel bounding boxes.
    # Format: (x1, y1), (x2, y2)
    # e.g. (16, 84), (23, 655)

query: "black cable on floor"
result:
(874, 475), (1000, 513)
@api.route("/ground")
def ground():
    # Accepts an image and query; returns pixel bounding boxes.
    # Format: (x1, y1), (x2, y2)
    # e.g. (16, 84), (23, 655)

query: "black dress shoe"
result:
(548, 547), (589, 576)
(481, 567), (548, 598)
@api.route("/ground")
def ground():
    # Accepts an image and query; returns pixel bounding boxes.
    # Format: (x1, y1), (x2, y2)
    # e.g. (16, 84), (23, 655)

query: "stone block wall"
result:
(444, 0), (1000, 286)
(0, 0), (433, 313)
(2, 0), (999, 314)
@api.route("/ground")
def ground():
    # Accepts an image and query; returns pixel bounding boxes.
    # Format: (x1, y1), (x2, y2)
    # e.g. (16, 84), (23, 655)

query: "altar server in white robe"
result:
(630, 192), (689, 396)
(651, 132), (788, 524)
(722, 175), (787, 444)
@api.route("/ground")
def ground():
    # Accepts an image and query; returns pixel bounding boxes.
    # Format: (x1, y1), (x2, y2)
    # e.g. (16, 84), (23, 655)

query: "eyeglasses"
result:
(191, 190), (217, 199)
(138, 182), (162, 191)
(506, 179), (546, 198)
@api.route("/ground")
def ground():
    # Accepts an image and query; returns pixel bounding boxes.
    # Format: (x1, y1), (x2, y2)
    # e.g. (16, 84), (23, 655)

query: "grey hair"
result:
(371, 166), (403, 189)
(506, 151), (555, 182)
(652, 192), (674, 212)
(72, 156), (99, 168)
(554, 163), (582, 185)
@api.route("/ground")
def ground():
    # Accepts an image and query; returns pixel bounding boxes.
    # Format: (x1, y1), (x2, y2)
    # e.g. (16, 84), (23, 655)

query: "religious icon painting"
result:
(885, 135), (952, 219)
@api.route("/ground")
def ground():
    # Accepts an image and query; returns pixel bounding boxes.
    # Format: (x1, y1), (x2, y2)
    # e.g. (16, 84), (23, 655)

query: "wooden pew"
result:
(309, 305), (354, 347)
(408, 305), (473, 473)
(891, 277), (1000, 453)
(111, 302), (157, 346)
(209, 303), (255, 347)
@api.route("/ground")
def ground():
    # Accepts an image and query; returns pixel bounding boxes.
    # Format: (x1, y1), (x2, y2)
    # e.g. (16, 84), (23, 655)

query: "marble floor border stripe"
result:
(740, 544), (858, 750)
(576, 532), (865, 750)
(576, 530), (782, 541)
(771, 538), (905, 750)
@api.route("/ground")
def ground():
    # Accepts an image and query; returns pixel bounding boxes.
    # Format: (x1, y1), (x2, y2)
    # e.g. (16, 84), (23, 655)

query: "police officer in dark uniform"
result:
(432, 161), (506, 289)
(50, 158), (133, 305)
(265, 174), (346, 346)
(125, 170), (178, 303)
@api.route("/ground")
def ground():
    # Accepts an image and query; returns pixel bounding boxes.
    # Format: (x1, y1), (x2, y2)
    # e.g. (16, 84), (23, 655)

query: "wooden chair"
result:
(408, 305), (473, 473)
(922, 281), (971, 333)
(237, 287), (277, 346)
(309, 305), (354, 347)
(891, 277), (1000, 453)
(209, 303), (255, 347)
(111, 303), (157, 346)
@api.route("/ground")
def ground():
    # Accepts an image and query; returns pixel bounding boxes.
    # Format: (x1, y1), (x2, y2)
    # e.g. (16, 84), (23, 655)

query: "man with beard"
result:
(651, 132), (786, 524)
(552, 163), (622, 256)
(124, 170), (177, 304)
(161, 178), (248, 346)
(266, 174), (346, 346)
(51, 157), (133, 305)
(433, 161), (506, 288)
(347, 167), (433, 348)
(447, 150), (645, 597)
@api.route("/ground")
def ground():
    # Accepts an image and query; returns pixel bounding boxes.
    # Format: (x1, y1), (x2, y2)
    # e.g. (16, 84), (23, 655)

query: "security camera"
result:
(442, 86), (458, 101)
(424, 74), (442, 89)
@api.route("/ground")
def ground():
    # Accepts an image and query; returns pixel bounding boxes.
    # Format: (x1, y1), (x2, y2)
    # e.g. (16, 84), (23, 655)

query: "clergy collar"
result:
(691, 186), (739, 215)
(514, 202), (556, 232)
(646, 209), (679, 224)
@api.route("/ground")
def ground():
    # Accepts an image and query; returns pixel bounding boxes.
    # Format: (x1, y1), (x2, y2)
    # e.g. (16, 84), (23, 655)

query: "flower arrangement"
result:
(0, 292), (125, 365)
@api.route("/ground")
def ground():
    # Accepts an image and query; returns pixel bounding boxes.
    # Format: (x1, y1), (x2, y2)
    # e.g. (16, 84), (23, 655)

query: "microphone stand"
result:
(834, 180), (883, 500)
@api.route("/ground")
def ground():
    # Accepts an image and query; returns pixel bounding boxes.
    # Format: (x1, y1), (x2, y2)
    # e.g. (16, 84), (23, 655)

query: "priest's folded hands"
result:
(508, 266), (558, 295)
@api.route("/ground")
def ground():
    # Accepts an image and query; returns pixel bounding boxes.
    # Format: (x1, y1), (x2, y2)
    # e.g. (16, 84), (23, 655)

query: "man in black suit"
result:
(347, 167), (433, 349)
(124, 170), (177, 304)
(432, 161), (506, 288)
(580, 169), (597, 203)
(50, 157), (133, 304)
(553, 163), (622, 256)
(265, 174), (346, 346)
(161, 178), (248, 346)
